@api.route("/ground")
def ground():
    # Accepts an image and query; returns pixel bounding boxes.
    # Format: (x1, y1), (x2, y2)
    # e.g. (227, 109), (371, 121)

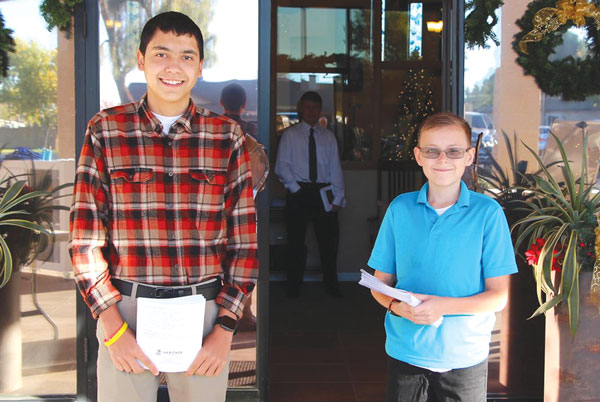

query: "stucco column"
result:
(494, 0), (541, 164)
(56, 31), (75, 159)
(494, 1), (544, 397)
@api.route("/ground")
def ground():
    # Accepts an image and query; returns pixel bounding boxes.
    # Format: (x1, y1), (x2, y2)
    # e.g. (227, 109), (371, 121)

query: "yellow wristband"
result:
(104, 322), (128, 347)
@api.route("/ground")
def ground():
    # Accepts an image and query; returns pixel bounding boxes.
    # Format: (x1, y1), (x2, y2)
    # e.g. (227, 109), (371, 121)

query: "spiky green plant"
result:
(0, 168), (72, 288)
(477, 130), (561, 225)
(511, 124), (599, 336)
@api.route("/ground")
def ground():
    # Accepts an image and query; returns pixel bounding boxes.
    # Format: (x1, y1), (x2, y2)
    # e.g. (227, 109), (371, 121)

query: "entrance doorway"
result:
(269, 0), (449, 294)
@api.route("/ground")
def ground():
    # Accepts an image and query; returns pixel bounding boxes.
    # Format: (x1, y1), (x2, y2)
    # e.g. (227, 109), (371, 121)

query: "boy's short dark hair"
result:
(220, 83), (247, 113)
(139, 11), (204, 59)
(418, 112), (471, 145)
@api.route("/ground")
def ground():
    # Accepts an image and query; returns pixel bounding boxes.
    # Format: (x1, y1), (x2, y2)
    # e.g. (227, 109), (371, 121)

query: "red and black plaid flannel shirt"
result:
(69, 97), (258, 319)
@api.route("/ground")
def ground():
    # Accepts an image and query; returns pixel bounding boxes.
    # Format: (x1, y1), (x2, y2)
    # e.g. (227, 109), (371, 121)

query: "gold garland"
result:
(592, 214), (600, 312)
(519, 0), (600, 53)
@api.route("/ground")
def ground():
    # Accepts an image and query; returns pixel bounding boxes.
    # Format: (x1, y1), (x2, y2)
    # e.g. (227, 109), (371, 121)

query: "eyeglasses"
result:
(417, 146), (471, 159)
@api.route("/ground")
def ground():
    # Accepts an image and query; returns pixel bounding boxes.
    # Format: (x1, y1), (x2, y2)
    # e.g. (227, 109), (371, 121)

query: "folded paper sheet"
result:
(359, 269), (443, 327)
(137, 294), (206, 372)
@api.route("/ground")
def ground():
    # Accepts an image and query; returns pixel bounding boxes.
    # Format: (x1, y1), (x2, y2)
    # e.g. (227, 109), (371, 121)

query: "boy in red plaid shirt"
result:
(69, 11), (257, 402)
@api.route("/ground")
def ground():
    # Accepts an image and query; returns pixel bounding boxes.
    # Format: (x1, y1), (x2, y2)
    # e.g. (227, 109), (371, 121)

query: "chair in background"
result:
(368, 159), (426, 245)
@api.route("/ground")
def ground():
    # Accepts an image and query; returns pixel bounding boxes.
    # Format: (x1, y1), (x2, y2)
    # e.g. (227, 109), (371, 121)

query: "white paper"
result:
(319, 185), (335, 212)
(136, 294), (206, 372)
(359, 269), (443, 327)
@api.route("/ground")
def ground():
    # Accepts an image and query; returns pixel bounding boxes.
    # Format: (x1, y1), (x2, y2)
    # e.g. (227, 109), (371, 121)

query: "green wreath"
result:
(512, 0), (600, 101)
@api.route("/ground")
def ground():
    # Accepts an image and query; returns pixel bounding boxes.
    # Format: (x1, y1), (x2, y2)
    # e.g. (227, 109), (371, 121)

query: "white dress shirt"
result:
(275, 121), (346, 207)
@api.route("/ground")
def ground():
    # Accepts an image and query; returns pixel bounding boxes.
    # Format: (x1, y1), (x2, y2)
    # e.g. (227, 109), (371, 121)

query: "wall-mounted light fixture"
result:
(426, 20), (443, 33)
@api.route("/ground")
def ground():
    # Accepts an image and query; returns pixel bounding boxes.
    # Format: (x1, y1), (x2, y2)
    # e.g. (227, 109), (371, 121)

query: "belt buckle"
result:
(154, 287), (185, 298)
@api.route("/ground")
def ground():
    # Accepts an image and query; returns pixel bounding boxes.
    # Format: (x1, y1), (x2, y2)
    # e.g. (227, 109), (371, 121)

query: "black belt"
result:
(297, 181), (330, 190)
(113, 278), (221, 300)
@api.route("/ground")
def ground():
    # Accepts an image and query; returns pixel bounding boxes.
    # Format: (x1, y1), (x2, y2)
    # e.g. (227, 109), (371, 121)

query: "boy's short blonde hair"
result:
(418, 113), (471, 146)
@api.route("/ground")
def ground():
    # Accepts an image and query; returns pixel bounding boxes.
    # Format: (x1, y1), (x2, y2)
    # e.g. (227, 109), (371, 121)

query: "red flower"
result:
(525, 238), (544, 265)
(525, 237), (563, 272)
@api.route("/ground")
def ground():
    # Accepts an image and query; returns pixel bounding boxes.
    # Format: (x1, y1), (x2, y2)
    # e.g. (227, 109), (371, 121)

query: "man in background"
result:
(275, 91), (345, 298)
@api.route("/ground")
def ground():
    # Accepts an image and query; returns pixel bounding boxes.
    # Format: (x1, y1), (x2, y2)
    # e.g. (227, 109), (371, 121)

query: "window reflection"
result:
(275, 2), (442, 164)
(276, 6), (375, 163)
(0, 0), (76, 397)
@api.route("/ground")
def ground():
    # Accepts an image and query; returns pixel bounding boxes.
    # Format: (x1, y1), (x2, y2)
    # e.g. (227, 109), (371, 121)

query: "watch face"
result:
(217, 316), (237, 332)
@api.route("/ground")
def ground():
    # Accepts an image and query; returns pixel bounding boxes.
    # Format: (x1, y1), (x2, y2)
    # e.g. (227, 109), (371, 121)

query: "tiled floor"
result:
(269, 281), (388, 402)
(268, 281), (527, 402)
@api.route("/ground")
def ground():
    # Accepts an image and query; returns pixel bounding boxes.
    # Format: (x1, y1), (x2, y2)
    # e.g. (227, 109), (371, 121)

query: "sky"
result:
(0, 0), (57, 49)
(463, 10), (501, 91)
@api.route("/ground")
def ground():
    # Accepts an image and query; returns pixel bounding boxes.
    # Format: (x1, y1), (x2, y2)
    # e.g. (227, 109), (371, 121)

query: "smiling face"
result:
(414, 124), (475, 191)
(137, 30), (204, 116)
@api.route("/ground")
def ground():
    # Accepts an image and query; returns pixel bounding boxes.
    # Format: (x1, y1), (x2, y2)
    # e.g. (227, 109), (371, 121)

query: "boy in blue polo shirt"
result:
(368, 112), (517, 401)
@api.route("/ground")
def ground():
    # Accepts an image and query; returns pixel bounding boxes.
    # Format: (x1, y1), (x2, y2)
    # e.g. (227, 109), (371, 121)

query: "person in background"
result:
(275, 91), (345, 298)
(220, 83), (269, 331)
(220, 83), (257, 139)
(70, 12), (257, 402)
(368, 112), (517, 401)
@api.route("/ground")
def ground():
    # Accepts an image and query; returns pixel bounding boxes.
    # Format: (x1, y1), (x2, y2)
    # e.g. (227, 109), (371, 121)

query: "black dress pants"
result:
(285, 184), (339, 289)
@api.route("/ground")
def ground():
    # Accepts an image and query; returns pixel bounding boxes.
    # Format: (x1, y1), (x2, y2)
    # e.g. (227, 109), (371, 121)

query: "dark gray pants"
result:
(386, 356), (488, 402)
(285, 186), (339, 289)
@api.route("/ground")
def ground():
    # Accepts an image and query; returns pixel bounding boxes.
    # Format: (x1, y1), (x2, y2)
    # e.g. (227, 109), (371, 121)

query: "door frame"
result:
(73, 1), (271, 401)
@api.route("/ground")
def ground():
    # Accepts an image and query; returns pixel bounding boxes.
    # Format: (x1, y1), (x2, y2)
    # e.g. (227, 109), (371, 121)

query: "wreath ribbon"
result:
(519, 0), (600, 53)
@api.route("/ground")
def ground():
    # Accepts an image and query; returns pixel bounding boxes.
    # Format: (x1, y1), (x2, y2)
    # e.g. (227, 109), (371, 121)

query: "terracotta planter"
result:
(0, 271), (22, 392)
(499, 258), (545, 397)
(544, 271), (600, 401)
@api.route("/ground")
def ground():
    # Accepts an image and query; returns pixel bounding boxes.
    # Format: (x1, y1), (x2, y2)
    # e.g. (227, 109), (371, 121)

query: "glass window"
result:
(275, 1), (443, 165)
(98, 0), (259, 389)
(540, 28), (600, 182)
(276, 5), (375, 164)
(0, 0), (76, 397)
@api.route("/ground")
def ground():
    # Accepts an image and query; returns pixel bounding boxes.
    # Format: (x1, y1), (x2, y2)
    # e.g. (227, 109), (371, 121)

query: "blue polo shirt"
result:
(368, 181), (517, 369)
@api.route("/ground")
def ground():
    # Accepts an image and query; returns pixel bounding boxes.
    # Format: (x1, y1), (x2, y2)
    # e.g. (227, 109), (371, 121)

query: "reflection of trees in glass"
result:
(0, 39), (57, 147)
(465, 71), (495, 113)
(383, 11), (409, 61)
(550, 30), (588, 61)
(99, 0), (214, 104)
(349, 9), (370, 60)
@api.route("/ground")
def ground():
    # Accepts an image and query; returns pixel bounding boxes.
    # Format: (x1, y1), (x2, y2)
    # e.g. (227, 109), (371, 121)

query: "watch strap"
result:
(215, 315), (238, 333)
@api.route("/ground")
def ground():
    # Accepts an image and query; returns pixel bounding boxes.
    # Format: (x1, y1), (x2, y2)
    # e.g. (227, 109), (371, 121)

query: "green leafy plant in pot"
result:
(0, 167), (71, 288)
(511, 122), (598, 336)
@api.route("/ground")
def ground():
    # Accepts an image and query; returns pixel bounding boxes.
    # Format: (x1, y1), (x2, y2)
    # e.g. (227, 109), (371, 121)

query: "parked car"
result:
(538, 125), (550, 155)
(465, 112), (497, 166)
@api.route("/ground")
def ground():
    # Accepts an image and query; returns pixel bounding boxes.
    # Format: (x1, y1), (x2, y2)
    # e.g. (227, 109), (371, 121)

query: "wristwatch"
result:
(215, 315), (238, 333)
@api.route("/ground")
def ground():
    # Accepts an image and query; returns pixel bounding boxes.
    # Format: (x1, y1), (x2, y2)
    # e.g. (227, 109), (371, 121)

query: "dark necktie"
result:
(309, 127), (317, 183)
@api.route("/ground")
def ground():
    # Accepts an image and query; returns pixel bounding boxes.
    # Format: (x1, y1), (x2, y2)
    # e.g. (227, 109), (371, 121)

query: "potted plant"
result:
(510, 122), (600, 401)
(476, 130), (550, 397)
(0, 166), (71, 392)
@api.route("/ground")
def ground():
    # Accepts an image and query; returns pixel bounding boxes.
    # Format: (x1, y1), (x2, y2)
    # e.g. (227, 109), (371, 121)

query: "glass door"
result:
(75, 1), (265, 400)
(0, 0), (77, 399)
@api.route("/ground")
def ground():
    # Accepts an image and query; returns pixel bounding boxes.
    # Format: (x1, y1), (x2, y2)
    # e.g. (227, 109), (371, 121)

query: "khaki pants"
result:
(96, 287), (229, 402)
